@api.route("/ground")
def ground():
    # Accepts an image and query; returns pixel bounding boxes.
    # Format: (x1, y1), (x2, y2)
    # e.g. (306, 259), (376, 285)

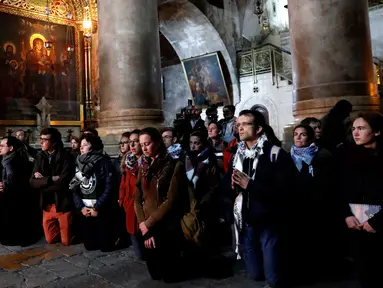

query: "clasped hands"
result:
(139, 222), (156, 249)
(346, 216), (376, 233)
(231, 169), (250, 190)
(81, 207), (98, 217)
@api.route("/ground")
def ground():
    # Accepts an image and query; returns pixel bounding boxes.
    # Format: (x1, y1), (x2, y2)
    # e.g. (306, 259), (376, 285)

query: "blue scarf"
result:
(291, 143), (319, 176)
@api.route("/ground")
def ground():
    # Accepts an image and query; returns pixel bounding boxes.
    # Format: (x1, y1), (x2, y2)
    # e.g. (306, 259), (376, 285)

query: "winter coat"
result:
(119, 168), (139, 235)
(228, 142), (296, 227)
(30, 148), (75, 213)
(134, 154), (189, 237)
(72, 155), (117, 212)
(340, 146), (383, 231)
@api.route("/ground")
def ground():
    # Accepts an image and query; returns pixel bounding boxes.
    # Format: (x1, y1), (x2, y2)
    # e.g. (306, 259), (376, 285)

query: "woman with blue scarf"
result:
(290, 124), (337, 285)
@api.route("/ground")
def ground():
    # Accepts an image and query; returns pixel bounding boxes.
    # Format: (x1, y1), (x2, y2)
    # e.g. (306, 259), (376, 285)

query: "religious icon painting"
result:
(181, 52), (231, 107)
(0, 11), (80, 121)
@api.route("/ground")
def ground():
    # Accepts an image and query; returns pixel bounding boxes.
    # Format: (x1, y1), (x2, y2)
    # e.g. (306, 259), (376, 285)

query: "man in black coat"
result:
(0, 136), (39, 246)
(30, 128), (75, 246)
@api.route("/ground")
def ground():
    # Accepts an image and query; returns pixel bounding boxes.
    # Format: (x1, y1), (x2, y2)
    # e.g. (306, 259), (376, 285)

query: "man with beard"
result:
(0, 136), (39, 246)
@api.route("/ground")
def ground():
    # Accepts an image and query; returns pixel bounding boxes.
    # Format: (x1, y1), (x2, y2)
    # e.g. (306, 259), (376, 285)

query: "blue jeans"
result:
(240, 224), (284, 287)
(130, 234), (144, 260)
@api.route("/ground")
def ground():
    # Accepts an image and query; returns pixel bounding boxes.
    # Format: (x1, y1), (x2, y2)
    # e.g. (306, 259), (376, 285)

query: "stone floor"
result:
(0, 239), (360, 288)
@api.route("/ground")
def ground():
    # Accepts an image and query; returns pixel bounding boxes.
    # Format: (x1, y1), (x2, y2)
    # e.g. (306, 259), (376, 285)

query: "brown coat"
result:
(134, 155), (188, 232)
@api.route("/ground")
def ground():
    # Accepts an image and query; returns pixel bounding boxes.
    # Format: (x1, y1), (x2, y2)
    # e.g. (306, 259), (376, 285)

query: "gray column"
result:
(97, 0), (163, 135)
(288, 0), (380, 119)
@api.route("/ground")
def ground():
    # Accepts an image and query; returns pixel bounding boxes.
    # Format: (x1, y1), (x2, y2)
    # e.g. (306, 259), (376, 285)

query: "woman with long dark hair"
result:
(340, 112), (383, 288)
(134, 127), (188, 283)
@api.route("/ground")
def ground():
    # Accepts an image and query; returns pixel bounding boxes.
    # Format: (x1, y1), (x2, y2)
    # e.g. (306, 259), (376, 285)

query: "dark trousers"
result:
(240, 224), (285, 287)
(82, 209), (116, 252)
(145, 231), (184, 283)
(130, 234), (144, 260)
(0, 195), (41, 246)
(352, 230), (383, 288)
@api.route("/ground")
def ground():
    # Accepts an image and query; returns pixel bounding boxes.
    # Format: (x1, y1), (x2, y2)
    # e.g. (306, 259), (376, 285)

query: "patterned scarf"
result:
(76, 149), (104, 177)
(232, 134), (268, 176)
(290, 143), (319, 176)
(125, 153), (142, 175)
(185, 148), (210, 188)
(232, 134), (268, 260)
(167, 143), (183, 159)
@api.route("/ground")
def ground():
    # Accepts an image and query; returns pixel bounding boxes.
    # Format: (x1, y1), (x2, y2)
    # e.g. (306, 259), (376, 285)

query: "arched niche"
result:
(158, 0), (240, 106)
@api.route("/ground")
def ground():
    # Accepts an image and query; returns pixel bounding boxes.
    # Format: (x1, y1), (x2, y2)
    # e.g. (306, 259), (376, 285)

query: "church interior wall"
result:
(162, 64), (190, 126)
(236, 73), (293, 140)
(369, 5), (383, 60)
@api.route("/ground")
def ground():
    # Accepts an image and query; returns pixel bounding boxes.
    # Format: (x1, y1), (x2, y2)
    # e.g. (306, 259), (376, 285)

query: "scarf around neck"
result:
(167, 143), (182, 159)
(125, 153), (142, 175)
(291, 143), (319, 175)
(76, 150), (104, 177)
(232, 134), (268, 177)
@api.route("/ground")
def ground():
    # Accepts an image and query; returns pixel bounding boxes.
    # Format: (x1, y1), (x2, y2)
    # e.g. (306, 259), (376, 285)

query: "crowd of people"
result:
(0, 100), (382, 288)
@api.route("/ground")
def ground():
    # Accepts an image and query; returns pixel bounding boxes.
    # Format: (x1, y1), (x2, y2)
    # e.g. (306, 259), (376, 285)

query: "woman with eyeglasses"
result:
(134, 127), (189, 282)
(119, 129), (144, 259)
(71, 134), (117, 252)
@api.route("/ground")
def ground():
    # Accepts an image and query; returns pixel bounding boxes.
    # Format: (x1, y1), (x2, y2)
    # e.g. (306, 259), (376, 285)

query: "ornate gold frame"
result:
(0, 4), (83, 117)
(181, 52), (231, 106)
(0, 105), (84, 128)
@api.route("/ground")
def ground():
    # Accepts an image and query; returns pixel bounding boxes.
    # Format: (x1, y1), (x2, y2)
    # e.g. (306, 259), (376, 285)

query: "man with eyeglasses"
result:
(161, 127), (184, 159)
(30, 128), (75, 246)
(0, 136), (39, 246)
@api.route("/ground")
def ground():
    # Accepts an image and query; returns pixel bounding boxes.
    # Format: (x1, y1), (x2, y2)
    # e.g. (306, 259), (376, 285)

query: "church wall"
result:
(369, 5), (383, 60)
(162, 64), (190, 126)
(235, 72), (293, 140)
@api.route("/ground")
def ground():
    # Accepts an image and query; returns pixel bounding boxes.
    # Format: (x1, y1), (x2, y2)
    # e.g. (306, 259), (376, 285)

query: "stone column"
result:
(288, 0), (380, 120)
(97, 0), (163, 136)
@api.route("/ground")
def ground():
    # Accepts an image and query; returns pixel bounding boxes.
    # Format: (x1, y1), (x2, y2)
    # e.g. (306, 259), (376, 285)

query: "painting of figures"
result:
(182, 52), (230, 106)
(0, 11), (79, 120)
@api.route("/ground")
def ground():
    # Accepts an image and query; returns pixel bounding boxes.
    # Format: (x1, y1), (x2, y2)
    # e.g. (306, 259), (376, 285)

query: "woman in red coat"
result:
(119, 129), (144, 259)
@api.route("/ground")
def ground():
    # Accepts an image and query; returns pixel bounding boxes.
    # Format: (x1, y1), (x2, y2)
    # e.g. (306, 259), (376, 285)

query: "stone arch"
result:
(251, 104), (270, 125)
(239, 95), (280, 137)
(158, 0), (240, 106)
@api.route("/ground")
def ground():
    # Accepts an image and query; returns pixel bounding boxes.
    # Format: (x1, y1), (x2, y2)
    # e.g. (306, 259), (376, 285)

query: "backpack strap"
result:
(270, 145), (281, 163)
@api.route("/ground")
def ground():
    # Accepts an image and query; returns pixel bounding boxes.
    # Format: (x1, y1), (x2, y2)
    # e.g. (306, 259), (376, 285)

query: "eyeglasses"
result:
(119, 141), (129, 146)
(40, 137), (51, 142)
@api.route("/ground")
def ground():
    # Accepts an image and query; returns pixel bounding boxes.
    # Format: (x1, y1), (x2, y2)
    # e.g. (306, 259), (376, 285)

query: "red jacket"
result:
(119, 168), (139, 235)
(223, 138), (238, 173)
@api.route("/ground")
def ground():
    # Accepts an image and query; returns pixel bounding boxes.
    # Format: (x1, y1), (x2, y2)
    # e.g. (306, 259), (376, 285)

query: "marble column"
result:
(97, 0), (163, 136)
(288, 0), (380, 119)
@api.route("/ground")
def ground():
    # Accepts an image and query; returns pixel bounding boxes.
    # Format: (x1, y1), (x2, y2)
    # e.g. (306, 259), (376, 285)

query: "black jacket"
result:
(72, 156), (117, 212)
(1, 152), (31, 202)
(291, 148), (338, 223)
(228, 142), (296, 226)
(30, 148), (75, 213)
(340, 146), (383, 231)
